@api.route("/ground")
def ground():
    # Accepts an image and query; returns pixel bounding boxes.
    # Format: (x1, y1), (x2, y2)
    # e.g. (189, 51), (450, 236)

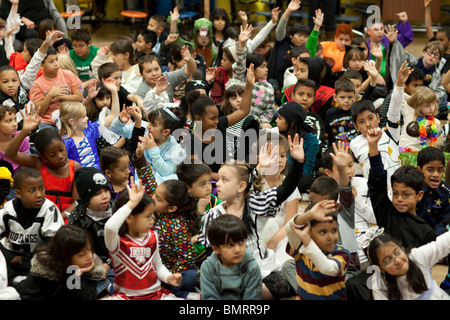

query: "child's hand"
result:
(362, 60), (378, 80)
(130, 105), (142, 122)
(306, 200), (338, 222)
(205, 67), (215, 83)
(424, 0), (433, 8)
(87, 79), (100, 100)
(330, 141), (349, 169)
(287, 0), (301, 13)
(271, 7), (281, 24)
(168, 273), (183, 287)
(44, 30), (64, 47)
(145, 132), (158, 149)
(98, 45), (110, 56)
(170, 7), (180, 21)
(103, 78), (117, 92)
(396, 11), (408, 23)
(370, 42), (383, 60)
(246, 63), (255, 86)
(181, 45), (192, 62)
(5, 23), (20, 39)
(75, 259), (95, 276)
(165, 33), (179, 45)
(289, 221), (311, 245)
(288, 133), (305, 163)
(366, 127), (383, 146)
(396, 60), (413, 87)
(384, 24), (398, 44)
(155, 75), (170, 95)
(49, 85), (69, 101)
(126, 176), (146, 208)
(137, 134), (155, 154)
(119, 104), (131, 123)
(237, 11), (248, 23)
(258, 141), (279, 172)
(313, 8), (324, 28)
(238, 23), (253, 46)
(197, 197), (210, 213)
(57, 44), (70, 55)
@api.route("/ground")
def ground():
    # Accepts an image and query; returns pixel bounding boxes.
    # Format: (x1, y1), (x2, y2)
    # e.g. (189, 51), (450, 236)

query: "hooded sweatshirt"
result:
(200, 250), (262, 300)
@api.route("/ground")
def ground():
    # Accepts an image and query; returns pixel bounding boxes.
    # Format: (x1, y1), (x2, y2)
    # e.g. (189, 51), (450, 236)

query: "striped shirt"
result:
(76, 136), (98, 169)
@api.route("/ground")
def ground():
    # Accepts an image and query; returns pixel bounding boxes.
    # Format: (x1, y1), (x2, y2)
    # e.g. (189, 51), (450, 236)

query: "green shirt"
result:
(69, 45), (99, 81)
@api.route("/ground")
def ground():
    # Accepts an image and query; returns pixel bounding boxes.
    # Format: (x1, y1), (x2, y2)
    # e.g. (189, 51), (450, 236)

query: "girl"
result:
(211, 8), (230, 51)
(57, 101), (101, 170)
(399, 86), (442, 164)
(13, 225), (106, 300)
(221, 83), (259, 162)
(152, 179), (201, 299)
(210, 39), (237, 104)
(110, 38), (141, 94)
(260, 133), (300, 266)
(198, 133), (305, 300)
(110, 105), (187, 184)
(5, 107), (80, 218)
(104, 178), (182, 300)
(189, 64), (254, 181)
(367, 231), (450, 300)
(276, 101), (319, 200)
(99, 146), (131, 201)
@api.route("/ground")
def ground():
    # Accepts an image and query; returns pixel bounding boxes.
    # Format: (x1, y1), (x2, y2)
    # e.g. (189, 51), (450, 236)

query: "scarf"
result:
(417, 115), (438, 148)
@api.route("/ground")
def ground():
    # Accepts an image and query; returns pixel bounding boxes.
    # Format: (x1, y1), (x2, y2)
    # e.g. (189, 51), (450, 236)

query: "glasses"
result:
(381, 247), (405, 267)
(392, 192), (416, 199)
(425, 50), (441, 59)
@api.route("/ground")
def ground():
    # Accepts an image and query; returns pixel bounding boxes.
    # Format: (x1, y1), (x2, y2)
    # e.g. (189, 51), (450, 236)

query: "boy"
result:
(416, 147), (450, 236)
(320, 23), (353, 73)
(200, 214), (261, 300)
(389, 40), (448, 119)
(350, 61), (412, 187)
(379, 67), (424, 128)
(147, 14), (168, 54)
(0, 168), (63, 284)
(282, 49), (309, 90)
(285, 200), (350, 300)
(30, 46), (83, 130)
(69, 26), (99, 81)
(325, 78), (358, 146)
(135, 29), (164, 65)
(97, 62), (144, 112)
(68, 167), (115, 296)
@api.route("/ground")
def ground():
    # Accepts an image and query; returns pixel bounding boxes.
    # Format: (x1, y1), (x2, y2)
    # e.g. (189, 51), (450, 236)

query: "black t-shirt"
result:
(0, 0), (50, 26)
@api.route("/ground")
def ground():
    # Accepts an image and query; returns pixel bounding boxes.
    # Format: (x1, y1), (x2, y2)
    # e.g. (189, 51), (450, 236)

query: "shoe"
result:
(186, 292), (201, 300)
(300, 193), (309, 202)
(107, 283), (114, 296)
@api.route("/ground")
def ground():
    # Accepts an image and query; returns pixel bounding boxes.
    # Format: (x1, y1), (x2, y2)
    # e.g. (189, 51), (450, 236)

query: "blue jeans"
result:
(163, 268), (197, 299)
(96, 268), (115, 295)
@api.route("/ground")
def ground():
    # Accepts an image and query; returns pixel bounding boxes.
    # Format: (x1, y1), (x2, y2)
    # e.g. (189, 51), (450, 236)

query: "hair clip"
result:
(163, 106), (180, 121)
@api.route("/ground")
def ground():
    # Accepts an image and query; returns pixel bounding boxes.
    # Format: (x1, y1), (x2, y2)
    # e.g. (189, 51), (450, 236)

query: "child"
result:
(367, 231), (450, 300)
(135, 47), (197, 112)
(188, 64), (254, 181)
(8, 38), (43, 77)
(135, 29), (163, 63)
(276, 101), (319, 199)
(13, 225), (106, 300)
(416, 147), (450, 236)
(320, 23), (353, 73)
(68, 167), (116, 297)
(233, 24), (275, 128)
(389, 40), (448, 120)
(325, 78), (358, 146)
(110, 38), (141, 95)
(211, 8), (230, 51)
(152, 179), (201, 299)
(99, 146), (131, 201)
(110, 106), (186, 184)
(200, 214), (262, 300)
(198, 134), (305, 300)
(69, 26), (99, 82)
(5, 109), (81, 217)
(285, 200), (350, 299)
(97, 62), (144, 112)
(282, 49), (309, 91)
(210, 39), (237, 104)
(350, 62), (412, 188)
(58, 101), (100, 170)
(30, 46), (83, 130)
(0, 168), (63, 284)
(221, 83), (259, 162)
(175, 162), (221, 264)
(147, 14), (168, 54)
(104, 178), (182, 300)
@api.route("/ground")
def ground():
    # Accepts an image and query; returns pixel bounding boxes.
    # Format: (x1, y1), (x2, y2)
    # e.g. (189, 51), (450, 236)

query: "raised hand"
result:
(246, 63), (255, 86)
(103, 78), (118, 93)
(396, 60), (413, 87)
(86, 79), (100, 100)
(238, 23), (253, 45)
(362, 60), (379, 79)
(180, 45), (192, 63)
(271, 7), (281, 24)
(205, 67), (215, 83)
(370, 42), (383, 60)
(126, 176), (146, 208)
(396, 11), (408, 23)
(384, 24), (398, 44)
(237, 11), (248, 23)
(366, 127), (383, 147)
(170, 7), (179, 21)
(288, 133), (305, 163)
(424, 0), (433, 7)
(287, 0), (301, 13)
(119, 104), (131, 123)
(313, 8), (324, 28)
(306, 200), (338, 222)
(98, 45), (110, 56)
(330, 141), (350, 169)
(155, 75), (170, 95)
(20, 105), (41, 133)
(165, 33), (179, 45)
(45, 30), (65, 47)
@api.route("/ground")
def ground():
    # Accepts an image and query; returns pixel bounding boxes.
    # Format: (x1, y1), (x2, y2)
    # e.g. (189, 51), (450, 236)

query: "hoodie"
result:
(200, 250), (262, 300)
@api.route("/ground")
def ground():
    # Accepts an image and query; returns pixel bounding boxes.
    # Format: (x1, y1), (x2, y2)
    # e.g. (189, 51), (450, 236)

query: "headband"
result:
(163, 107), (180, 121)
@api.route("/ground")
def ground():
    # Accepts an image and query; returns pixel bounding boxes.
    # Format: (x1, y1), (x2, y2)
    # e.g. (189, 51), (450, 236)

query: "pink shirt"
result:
(29, 69), (82, 125)
(0, 132), (30, 172)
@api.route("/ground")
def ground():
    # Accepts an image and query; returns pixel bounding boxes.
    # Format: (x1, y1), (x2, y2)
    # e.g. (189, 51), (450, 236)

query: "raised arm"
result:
(424, 0), (435, 40)
(226, 63), (254, 127)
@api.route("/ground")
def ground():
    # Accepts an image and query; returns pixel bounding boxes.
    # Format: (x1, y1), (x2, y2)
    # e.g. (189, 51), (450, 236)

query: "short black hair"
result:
(70, 26), (92, 43)
(391, 166), (424, 193)
(417, 146), (446, 168)
(289, 23), (310, 37)
(294, 78), (317, 95)
(246, 52), (266, 69)
(98, 62), (121, 80)
(310, 175), (339, 201)
(139, 29), (157, 47)
(43, 46), (58, 62)
(406, 67), (425, 85)
(13, 168), (43, 190)
(24, 38), (43, 56)
(290, 46), (309, 59)
(334, 78), (356, 95)
(207, 214), (248, 247)
(343, 68), (363, 82)
(176, 163), (212, 187)
(351, 99), (378, 123)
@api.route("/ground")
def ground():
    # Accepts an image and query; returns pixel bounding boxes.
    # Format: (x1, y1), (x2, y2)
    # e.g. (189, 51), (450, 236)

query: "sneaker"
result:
(186, 292), (201, 300)
(300, 193), (309, 202)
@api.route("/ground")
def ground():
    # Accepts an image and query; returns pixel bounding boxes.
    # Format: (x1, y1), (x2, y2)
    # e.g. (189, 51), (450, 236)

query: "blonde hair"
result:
(57, 53), (78, 76)
(220, 161), (264, 196)
(59, 102), (87, 138)
(407, 86), (439, 118)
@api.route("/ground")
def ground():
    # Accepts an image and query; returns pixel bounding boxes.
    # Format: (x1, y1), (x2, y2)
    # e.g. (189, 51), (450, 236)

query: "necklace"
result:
(417, 115), (437, 148)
